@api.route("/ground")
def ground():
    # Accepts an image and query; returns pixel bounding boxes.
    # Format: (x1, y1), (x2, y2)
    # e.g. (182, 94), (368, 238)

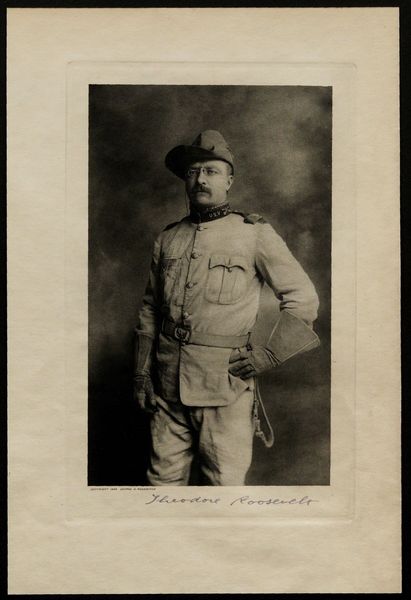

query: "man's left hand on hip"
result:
(228, 346), (278, 379)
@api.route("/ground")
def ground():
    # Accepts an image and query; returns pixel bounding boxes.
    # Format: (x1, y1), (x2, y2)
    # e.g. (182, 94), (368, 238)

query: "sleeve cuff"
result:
(266, 310), (320, 364)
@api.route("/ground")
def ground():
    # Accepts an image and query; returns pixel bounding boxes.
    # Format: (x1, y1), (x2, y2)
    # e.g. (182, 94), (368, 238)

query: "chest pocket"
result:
(205, 255), (249, 304)
(159, 257), (185, 306)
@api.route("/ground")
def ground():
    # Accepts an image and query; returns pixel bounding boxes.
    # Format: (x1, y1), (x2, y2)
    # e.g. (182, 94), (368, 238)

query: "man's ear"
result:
(226, 175), (234, 191)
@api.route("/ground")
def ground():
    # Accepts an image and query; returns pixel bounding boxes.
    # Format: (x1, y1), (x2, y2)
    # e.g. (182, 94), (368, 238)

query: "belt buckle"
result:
(174, 325), (191, 344)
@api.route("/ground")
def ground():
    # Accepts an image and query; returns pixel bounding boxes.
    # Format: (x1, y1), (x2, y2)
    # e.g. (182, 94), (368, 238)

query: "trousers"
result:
(147, 387), (255, 486)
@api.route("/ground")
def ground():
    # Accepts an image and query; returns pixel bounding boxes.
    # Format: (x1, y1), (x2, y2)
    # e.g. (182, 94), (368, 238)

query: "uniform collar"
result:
(189, 202), (231, 223)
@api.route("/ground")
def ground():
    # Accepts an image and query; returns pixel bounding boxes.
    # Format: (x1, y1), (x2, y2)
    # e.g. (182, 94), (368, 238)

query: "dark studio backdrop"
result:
(88, 84), (331, 486)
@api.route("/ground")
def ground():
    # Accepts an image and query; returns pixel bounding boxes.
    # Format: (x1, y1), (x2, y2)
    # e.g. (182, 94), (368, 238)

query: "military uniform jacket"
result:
(136, 211), (319, 407)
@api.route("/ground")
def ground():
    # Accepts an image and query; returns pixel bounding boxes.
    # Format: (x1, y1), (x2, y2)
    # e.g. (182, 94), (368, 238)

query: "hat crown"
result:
(165, 130), (234, 179)
(192, 130), (231, 155)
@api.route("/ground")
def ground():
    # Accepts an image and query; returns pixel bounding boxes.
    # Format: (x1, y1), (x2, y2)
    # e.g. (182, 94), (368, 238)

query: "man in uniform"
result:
(134, 130), (320, 486)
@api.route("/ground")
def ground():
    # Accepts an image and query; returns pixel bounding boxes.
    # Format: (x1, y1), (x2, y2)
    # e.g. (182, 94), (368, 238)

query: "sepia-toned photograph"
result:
(88, 84), (331, 486)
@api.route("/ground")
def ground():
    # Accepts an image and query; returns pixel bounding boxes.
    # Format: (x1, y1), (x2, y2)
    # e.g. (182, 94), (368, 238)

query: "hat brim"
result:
(165, 145), (233, 180)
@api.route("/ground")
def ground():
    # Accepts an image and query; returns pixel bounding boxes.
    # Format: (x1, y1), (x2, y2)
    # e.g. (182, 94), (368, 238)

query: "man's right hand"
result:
(133, 374), (157, 414)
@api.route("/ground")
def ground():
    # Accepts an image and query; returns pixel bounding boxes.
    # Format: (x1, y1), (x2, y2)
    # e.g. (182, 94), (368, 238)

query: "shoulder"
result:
(157, 216), (190, 237)
(155, 215), (191, 251)
(231, 211), (288, 251)
(231, 210), (268, 225)
(162, 217), (186, 231)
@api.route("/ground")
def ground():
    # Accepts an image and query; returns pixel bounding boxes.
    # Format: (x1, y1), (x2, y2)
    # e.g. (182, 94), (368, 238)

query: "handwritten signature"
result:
(145, 493), (318, 506)
(146, 493), (220, 505)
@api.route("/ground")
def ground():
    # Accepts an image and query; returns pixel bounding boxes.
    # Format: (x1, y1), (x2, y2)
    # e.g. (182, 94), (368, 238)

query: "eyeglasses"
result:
(185, 167), (222, 179)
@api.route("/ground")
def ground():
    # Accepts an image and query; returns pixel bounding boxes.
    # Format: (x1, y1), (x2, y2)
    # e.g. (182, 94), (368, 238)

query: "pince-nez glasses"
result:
(185, 167), (221, 179)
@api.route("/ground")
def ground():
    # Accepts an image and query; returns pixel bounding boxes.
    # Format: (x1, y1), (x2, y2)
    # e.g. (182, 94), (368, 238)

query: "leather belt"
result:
(162, 319), (250, 349)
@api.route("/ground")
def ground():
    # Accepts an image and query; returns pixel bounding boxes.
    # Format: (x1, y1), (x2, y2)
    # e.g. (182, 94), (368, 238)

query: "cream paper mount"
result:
(8, 7), (400, 595)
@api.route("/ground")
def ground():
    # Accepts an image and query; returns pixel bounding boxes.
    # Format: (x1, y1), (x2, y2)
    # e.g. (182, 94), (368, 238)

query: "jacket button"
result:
(182, 311), (190, 319)
(191, 252), (200, 259)
(197, 225), (204, 231)
(186, 282), (194, 289)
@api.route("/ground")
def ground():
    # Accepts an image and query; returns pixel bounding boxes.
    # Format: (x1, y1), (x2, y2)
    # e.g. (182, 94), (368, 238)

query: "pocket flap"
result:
(209, 255), (229, 268)
(229, 256), (248, 270)
(209, 255), (248, 270)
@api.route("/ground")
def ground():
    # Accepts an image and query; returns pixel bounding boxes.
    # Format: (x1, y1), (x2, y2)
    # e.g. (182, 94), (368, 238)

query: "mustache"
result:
(191, 185), (211, 194)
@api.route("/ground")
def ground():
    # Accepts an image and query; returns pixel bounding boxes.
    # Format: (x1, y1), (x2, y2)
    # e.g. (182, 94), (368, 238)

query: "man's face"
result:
(185, 160), (233, 208)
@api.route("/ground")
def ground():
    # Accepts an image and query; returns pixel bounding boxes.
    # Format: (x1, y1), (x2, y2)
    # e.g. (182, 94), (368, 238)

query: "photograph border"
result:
(65, 61), (356, 522)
